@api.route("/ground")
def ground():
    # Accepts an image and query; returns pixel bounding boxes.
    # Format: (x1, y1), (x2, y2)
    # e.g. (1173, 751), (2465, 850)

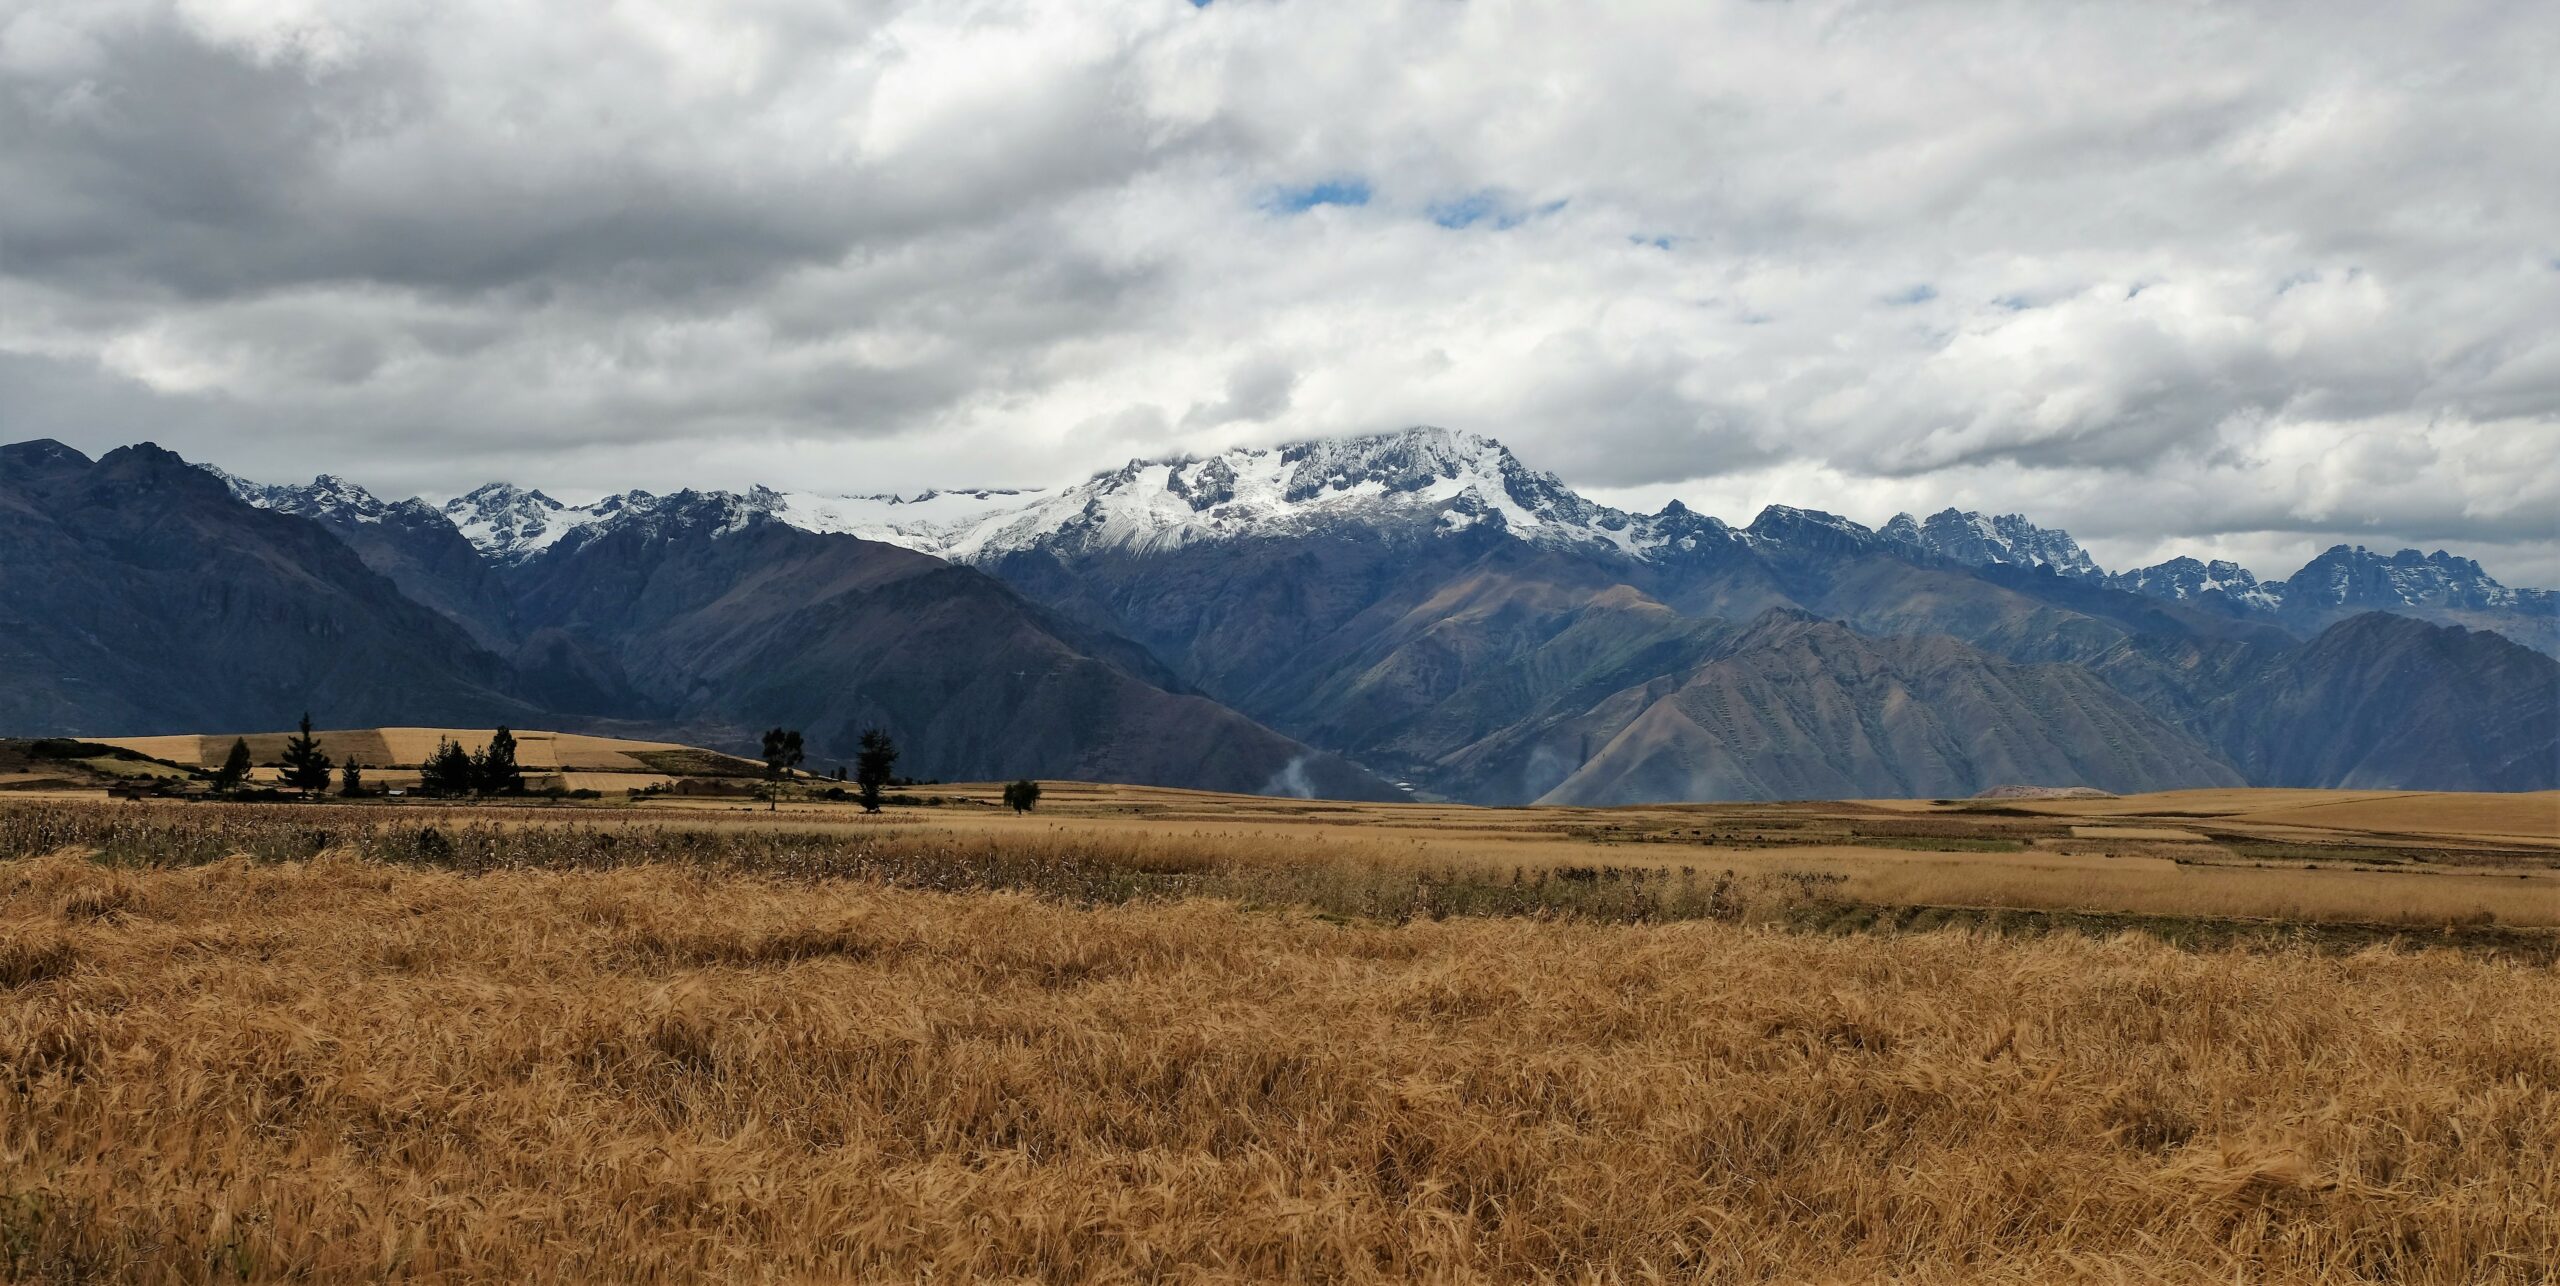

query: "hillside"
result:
(1439, 611), (2243, 805)
(0, 441), (538, 737)
(2198, 613), (2560, 791)
(502, 497), (1399, 798)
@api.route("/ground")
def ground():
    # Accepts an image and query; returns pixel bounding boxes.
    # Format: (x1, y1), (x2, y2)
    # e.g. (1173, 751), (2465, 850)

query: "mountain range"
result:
(5, 427), (2553, 799)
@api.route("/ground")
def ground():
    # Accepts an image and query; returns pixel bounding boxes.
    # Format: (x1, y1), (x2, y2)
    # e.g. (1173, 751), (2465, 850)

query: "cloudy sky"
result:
(4, 0), (2556, 583)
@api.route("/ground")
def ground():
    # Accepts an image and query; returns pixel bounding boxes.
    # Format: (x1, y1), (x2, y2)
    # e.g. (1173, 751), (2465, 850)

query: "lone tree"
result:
(212, 737), (253, 794)
(278, 713), (334, 796)
(1002, 778), (1042, 814)
(340, 762), (365, 798)
(421, 738), (476, 798)
(476, 727), (524, 796)
(854, 729), (898, 814)
(760, 727), (805, 811)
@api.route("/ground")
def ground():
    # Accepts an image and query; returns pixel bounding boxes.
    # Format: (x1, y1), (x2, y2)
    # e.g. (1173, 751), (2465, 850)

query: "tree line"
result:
(199, 716), (1041, 814)
(207, 716), (524, 799)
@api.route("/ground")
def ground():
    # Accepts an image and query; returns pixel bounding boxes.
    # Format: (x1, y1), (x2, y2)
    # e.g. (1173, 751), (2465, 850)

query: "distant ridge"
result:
(3, 430), (2548, 800)
(205, 425), (2555, 659)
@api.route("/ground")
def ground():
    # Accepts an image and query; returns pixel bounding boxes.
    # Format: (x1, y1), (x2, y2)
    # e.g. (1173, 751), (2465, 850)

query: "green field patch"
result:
(2218, 839), (2423, 865)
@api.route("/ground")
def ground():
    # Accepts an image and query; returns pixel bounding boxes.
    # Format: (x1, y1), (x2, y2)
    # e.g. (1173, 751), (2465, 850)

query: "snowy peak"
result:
(2107, 556), (2280, 609)
(1889, 508), (2102, 579)
(202, 466), (397, 524)
(441, 483), (615, 562)
(1631, 499), (1742, 558)
(2276, 545), (2540, 612)
(1742, 505), (1892, 558)
(788, 425), (1651, 562)
(1273, 426), (1523, 505)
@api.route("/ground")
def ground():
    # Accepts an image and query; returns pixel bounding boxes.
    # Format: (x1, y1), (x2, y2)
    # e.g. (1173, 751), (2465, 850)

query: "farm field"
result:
(346, 780), (2560, 931)
(88, 727), (764, 793)
(3, 789), (2557, 1281)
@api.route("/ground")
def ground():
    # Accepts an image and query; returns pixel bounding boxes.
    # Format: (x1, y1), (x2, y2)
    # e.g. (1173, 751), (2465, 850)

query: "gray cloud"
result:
(1, 0), (2553, 584)
(1181, 356), (1296, 428)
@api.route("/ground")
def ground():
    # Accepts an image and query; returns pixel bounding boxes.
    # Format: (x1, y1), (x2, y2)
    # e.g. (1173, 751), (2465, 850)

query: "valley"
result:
(13, 10), (2551, 1280)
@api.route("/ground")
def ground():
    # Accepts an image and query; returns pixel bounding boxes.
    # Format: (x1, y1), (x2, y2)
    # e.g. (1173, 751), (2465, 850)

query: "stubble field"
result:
(3, 788), (2556, 1281)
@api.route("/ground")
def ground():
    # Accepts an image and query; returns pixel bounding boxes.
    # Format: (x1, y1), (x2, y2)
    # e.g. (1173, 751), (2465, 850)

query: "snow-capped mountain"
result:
(751, 427), (1656, 562)
(402, 427), (1664, 566)
(439, 483), (622, 562)
(204, 466), (457, 530)
(2277, 545), (2550, 613)
(2104, 557), (2282, 609)
(1882, 508), (2102, 579)
(196, 429), (2132, 582)
(1741, 504), (1900, 559)
(206, 466), (381, 520)
(201, 427), (2549, 640)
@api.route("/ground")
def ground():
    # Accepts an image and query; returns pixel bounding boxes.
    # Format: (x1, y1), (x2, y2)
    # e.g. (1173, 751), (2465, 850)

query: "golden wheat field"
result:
(4, 796), (2558, 1282)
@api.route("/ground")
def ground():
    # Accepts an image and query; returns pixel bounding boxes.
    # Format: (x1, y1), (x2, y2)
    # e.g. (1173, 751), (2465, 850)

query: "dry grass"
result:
(1984, 789), (2560, 844)
(6, 799), (2556, 936)
(3, 845), (2557, 1284)
(1807, 847), (2559, 929)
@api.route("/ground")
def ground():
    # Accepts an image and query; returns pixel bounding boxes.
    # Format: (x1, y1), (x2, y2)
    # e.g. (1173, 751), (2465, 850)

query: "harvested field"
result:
(6, 795), (2558, 933)
(3, 835), (2556, 1283)
(97, 727), (760, 776)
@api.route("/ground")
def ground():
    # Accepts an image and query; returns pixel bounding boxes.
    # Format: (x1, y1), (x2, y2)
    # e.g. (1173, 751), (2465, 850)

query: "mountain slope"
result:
(0, 441), (538, 736)
(1437, 611), (2243, 805)
(2198, 614), (2558, 791)
(211, 470), (522, 652)
(501, 494), (1398, 797)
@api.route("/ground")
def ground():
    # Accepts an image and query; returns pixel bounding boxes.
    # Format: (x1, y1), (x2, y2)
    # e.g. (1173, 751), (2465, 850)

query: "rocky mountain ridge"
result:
(207, 427), (2552, 656)
(7, 431), (2541, 800)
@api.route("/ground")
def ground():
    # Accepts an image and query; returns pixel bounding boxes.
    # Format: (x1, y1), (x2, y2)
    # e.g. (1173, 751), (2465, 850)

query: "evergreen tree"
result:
(278, 713), (334, 795)
(340, 761), (365, 798)
(1003, 778), (1042, 814)
(212, 737), (253, 794)
(854, 729), (898, 814)
(421, 739), (476, 798)
(760, 727), (805, 811)
(476, 726), (524, 796)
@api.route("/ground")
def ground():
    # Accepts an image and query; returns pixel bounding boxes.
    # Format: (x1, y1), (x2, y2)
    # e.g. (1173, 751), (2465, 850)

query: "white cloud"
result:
(1, 0), (2553, 584)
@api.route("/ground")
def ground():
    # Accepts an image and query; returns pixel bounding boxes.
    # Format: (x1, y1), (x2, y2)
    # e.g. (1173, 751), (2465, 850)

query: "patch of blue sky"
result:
(1882, 283), (1938, 305)
(1428, 191), (1567, 230)
(1263, 178), (1371, 213)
